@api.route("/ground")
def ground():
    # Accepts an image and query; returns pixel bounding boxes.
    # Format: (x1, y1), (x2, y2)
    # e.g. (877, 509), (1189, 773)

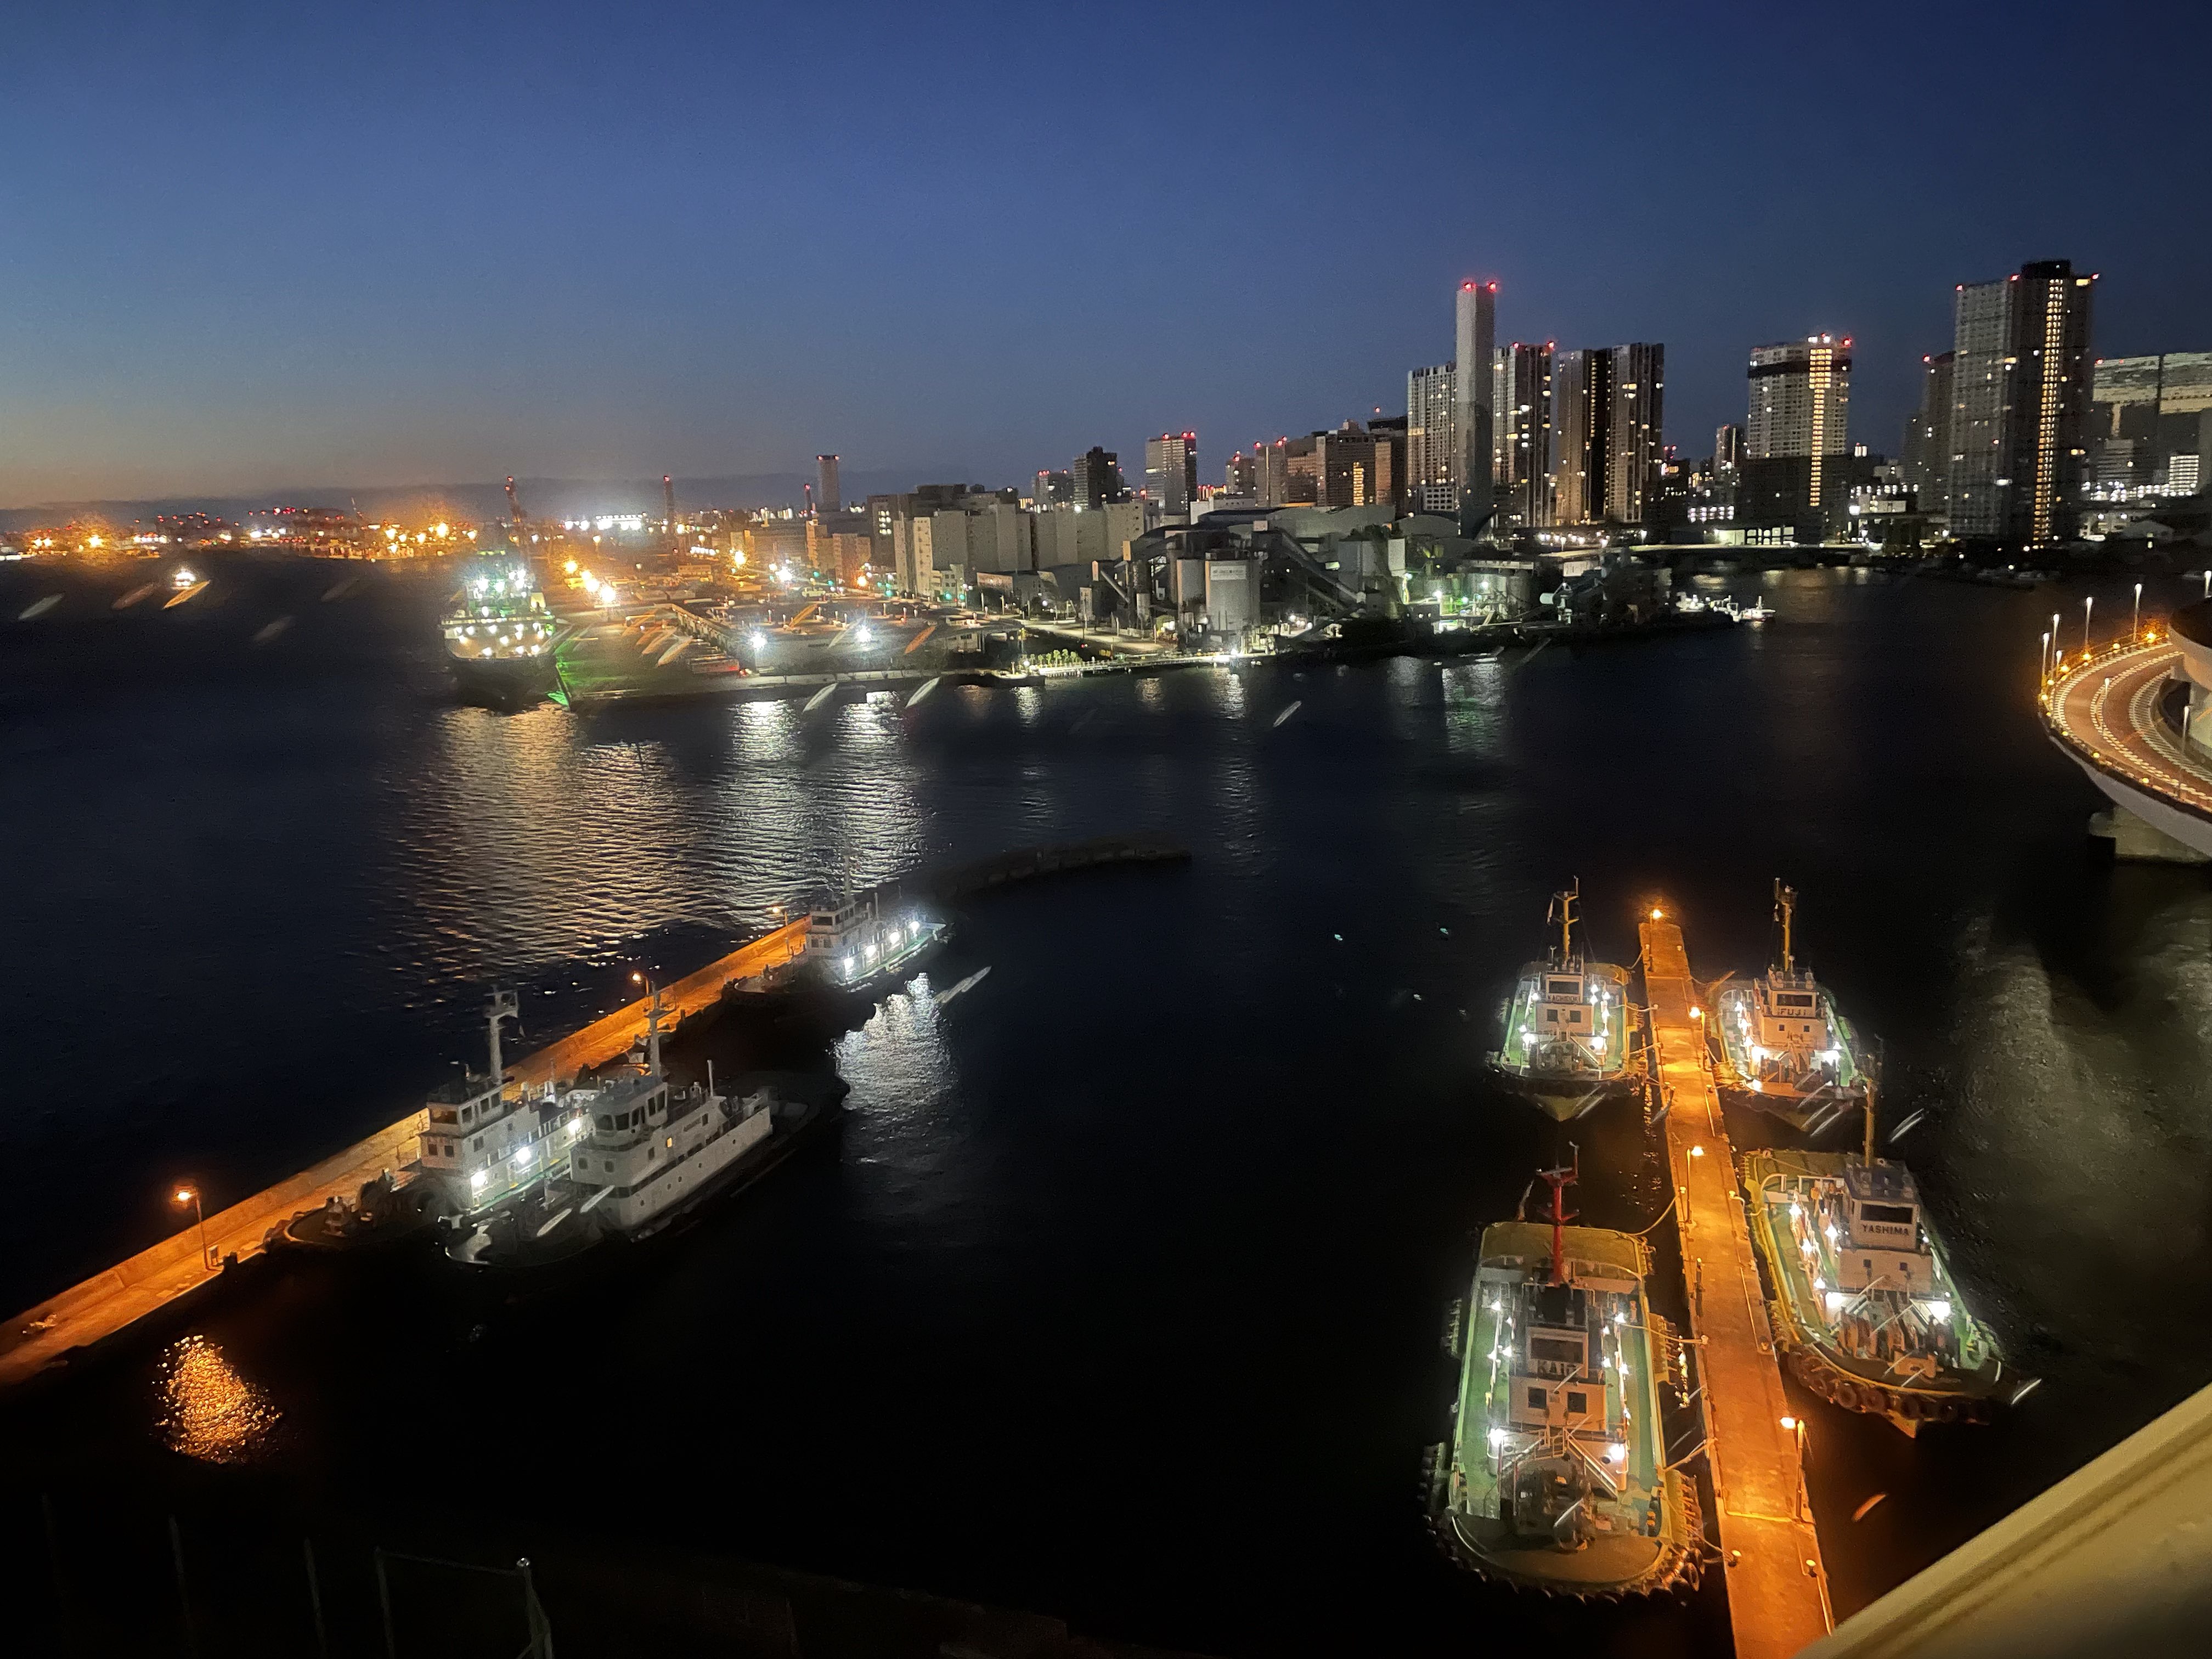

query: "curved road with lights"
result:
(2044, 631), (2212, 854)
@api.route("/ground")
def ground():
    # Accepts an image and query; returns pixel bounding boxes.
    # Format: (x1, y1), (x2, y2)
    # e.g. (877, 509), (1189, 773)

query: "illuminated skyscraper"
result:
(1500, 342), (1554, 525)
(1550, 349), (1600, 525)
(1947, 261), (2095, 545)
(1407, 363), (1459, 512)
(2007, 261), (2096, 546)
(1548, 346), (1659, 525)
(1604, 343), (1665, 525)
(1454, 280), (1496, 507)
(1742, 335), (1853, 539)
(1491, 347), (1511, 481)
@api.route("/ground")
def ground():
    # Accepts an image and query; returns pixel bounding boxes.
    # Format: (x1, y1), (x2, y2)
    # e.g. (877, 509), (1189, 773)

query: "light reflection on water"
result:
(10, 560), (2212, 1643)
(151, 1335), (280, 1465)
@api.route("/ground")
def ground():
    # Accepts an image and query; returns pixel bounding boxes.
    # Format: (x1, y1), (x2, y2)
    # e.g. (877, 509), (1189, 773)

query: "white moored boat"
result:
(561, 993), (776, 1238)
(418, 990), (592, 1213)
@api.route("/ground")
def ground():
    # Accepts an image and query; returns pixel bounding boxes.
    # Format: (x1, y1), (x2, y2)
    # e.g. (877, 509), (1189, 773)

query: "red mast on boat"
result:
(1537, 1153), (1580, 1284)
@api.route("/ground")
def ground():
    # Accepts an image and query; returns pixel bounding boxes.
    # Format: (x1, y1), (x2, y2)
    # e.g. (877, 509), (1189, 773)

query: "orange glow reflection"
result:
(153, 1335), (280, 1464)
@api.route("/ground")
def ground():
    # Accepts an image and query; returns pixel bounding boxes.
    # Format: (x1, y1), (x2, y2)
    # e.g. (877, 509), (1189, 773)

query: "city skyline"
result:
(3, 2), (2207, 509)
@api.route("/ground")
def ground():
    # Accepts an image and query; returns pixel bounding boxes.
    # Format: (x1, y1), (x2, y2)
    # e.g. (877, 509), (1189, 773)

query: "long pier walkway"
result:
(1642, 913), (1832, 1657)
(0, 919), (808, 1390)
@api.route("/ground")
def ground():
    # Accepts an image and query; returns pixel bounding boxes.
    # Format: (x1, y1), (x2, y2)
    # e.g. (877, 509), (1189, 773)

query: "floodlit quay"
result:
(0, 920), (808, 1391)
(2042, 600), (2212, 861)
(1642, 912), (1835, 1658)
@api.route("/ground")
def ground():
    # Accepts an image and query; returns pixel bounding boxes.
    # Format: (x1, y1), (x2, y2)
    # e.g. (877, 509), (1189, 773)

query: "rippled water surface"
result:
(3, 557), (2210, 1654)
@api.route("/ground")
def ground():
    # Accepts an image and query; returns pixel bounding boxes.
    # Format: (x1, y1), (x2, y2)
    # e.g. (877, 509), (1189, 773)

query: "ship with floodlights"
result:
(1426, 1158), (1700, 1596)
(442, 548), (567, 702)
(1711, 881), (1869, 1132)
(1741, 1125), (2012, 1433)
(777, 892), (946, 996)
(1487, 882), (1638, 1119)
(441, 988), (844, 1271)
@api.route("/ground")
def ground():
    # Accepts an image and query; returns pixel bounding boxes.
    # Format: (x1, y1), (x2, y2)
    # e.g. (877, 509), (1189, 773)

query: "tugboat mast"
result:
(1774, 879), (1797, 975)
(645, 985), (665, 1077)
(1550, 878), (1581, 967)
(1536, 1152), (1580, 1285)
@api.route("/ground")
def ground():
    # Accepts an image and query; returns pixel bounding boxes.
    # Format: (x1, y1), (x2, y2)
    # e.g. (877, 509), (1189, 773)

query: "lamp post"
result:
(173, 1186), (210, 1272)
(2083, 596), (2094, 656)
(2134, 582), (2143, 644)
(2041, 630), (2050, 683)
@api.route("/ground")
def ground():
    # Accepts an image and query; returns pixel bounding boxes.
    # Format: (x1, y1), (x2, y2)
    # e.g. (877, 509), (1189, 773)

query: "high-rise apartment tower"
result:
(1742, 335), (1853, 538)
(1407, 363), (1459, 505)
(1947, 260), (2095, 545)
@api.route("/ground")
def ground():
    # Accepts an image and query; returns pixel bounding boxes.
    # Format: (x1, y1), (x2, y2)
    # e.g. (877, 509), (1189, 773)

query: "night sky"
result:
(4, 1), (2206, 507)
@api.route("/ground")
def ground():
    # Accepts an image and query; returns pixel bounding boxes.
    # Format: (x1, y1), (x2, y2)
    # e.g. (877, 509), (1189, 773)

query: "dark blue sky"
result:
(4, 1), (2205, 507)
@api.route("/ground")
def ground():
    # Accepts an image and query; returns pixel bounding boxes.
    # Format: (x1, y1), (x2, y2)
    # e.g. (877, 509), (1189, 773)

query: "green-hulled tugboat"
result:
(1488, 882), (1638, 1120)
(1741, 1089), (2012, 1435)
(1712, 881), (1869, 1132)
(1426, 1159), (1701, 1596)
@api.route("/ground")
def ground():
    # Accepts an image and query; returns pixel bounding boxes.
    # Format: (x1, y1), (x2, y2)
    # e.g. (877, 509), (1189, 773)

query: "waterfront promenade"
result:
(1641, 913), (1833, 1658)
(0, 918), (808, 1390)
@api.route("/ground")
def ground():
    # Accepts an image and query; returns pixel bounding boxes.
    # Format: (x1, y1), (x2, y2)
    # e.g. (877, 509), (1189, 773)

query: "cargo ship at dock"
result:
(442, 550), (568, 703)
(1426, 1160), (1701, 1596)
(1487, 883), (1639, 1120)
(1711, 881), (1869, 1132)
(1742, 1132), (2011, 1434)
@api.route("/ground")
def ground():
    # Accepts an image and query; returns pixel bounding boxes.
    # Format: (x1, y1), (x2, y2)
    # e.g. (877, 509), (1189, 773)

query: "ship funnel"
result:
(486, 990), (519, 1094)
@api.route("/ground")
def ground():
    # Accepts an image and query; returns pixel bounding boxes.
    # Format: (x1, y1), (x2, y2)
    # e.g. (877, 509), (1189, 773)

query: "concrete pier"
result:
(1642, 913), (1833, 1658)
(0, 918), (808, 1390)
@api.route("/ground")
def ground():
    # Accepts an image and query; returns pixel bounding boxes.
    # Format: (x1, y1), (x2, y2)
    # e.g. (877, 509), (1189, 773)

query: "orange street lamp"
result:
(173, 1184), (211, 1272)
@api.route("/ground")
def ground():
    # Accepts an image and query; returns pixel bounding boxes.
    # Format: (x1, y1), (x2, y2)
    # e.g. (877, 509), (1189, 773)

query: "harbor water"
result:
(3, 556), (2211, 1654)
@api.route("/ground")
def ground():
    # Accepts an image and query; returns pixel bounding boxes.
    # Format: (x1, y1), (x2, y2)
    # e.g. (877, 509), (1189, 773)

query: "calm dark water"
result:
(3, 555), (2210, 1655)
